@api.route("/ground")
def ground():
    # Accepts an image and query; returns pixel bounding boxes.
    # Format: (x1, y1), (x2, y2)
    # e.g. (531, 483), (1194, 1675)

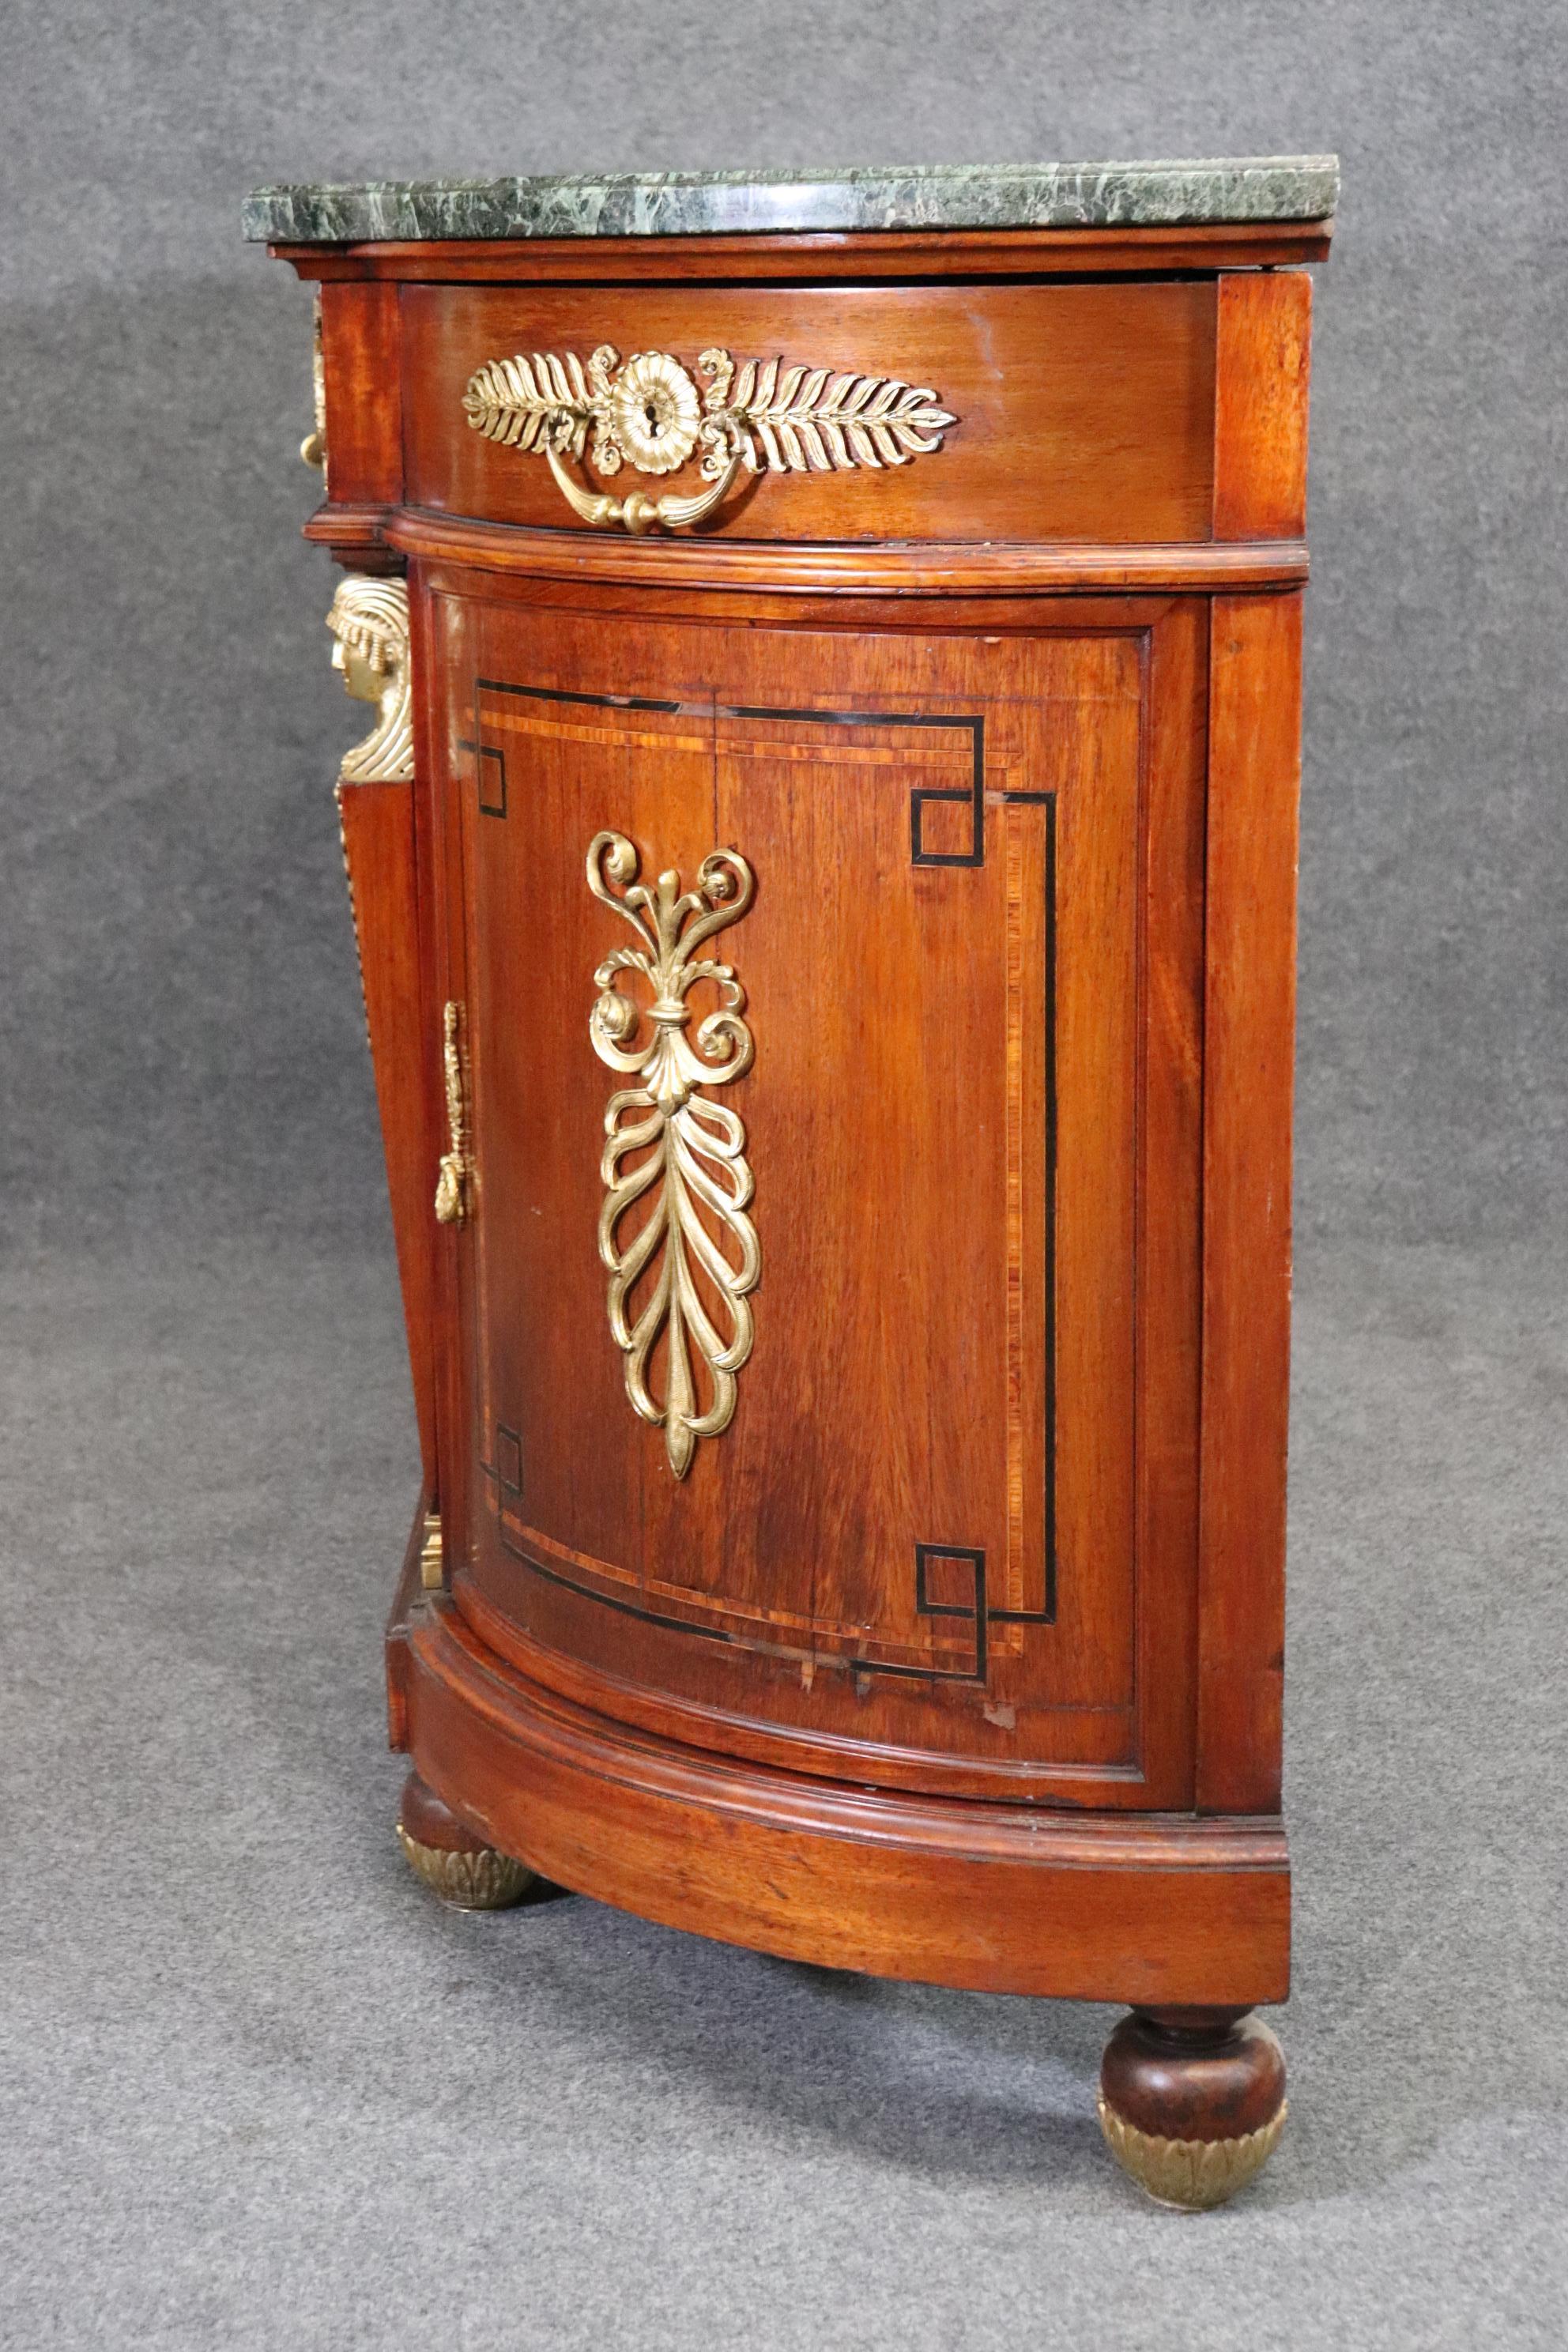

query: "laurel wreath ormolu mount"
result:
(462, 341), (958, 531)
(252, 153), (1338, 2212)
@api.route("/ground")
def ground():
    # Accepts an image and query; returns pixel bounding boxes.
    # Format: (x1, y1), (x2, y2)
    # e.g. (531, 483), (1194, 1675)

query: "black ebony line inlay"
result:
(717, 702), (986, 868)
(469, 693), (1059, 1682)
(467, 680), (685, 819)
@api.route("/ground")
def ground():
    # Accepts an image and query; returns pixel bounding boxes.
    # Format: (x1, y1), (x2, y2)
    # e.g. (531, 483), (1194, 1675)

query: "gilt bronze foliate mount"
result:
(463, 343), (957, 533)
(586, 831), (760, 1476)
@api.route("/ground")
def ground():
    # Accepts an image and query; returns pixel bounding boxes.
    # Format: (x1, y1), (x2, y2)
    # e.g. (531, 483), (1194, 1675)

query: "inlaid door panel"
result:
(434, 593), (1204, 1805)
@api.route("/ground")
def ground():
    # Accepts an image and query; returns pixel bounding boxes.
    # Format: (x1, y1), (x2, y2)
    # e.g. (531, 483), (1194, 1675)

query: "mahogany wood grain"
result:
(1101, 2008), (1286, 2139)
(385, 511), (1310, 594)
(303, 498), (398, 575)
(273, 217), (1331, 285)
(405, 1595), (1291, 2003)
(1197, 592), (1302, 1814)
(408, 574), (1185, 638)
(1135, 597), (1208, 1804)
(399, 281), (1217, 545)
(1213, 271), (1313, 540)
(318, 283), (403, 508)
(398, 1765), (492, 1853)
(448, 1575), (1137, 1799)
(424, 594), (1204, 1806)
(408, 576), (477, 1600)
(337, 777), (439, 1492)
(383, 1494), (427, 1752)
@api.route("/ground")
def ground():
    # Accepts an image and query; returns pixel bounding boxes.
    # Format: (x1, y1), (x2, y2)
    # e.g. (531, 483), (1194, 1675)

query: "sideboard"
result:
(248, 156), (1336, 2209)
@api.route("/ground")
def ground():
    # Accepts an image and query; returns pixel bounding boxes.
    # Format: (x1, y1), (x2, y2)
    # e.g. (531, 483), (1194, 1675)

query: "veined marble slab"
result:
(243, 157), (1338, 245)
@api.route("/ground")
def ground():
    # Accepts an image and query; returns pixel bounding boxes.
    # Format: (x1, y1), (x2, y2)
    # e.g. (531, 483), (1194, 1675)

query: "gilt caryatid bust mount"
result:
(326, 574), (414, 785)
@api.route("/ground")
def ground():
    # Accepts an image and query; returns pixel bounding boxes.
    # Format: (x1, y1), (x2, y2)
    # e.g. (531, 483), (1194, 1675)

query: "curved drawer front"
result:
(400, 279), (1218, 545)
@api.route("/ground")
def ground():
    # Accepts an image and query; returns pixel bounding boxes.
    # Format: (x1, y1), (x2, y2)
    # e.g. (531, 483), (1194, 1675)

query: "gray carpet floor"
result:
(2, 1236), (1564, 2350)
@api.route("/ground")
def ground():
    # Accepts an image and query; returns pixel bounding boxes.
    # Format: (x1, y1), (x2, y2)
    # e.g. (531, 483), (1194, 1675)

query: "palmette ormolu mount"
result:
(249, 155), (1336, 2209)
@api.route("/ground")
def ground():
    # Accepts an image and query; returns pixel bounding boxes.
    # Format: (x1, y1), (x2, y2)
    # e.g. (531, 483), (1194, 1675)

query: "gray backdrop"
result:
(5, 9), (1566, 2350)
(4, 0), (1565, 1256)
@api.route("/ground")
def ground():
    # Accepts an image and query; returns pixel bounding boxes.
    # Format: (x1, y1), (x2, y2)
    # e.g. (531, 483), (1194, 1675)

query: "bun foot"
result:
(395, 1769), (537, 1909)
(1097, 2006), (1287, 2211)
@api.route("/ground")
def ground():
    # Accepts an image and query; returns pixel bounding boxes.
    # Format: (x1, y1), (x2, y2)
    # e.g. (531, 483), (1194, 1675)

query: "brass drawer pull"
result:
(462, 343), (956, 536)
(543, 439), (745, 535)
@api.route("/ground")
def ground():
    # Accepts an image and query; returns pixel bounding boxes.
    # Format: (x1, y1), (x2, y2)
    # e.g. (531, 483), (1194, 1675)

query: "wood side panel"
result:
(337, 776), (438, 1489)
(406, 578), (473, 1577)
(273, 217), (1332, 284)
(383, 1495), (429, 1751)
(406, 1600), (1290, 2004)
(318, 281), (404, 506)
(399, 281), (1217, 546)
(1197, 593), (1302, 1813)
(1133, 599), (1209, 1803)
(1213, 273), (1312, 540)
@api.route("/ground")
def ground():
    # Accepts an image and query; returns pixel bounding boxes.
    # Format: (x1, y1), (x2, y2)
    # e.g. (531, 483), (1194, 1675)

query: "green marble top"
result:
(243, 157), (1338, 245)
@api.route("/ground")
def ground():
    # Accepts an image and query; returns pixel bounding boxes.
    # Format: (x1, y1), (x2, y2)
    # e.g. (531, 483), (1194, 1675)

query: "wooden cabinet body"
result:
(268, 189), (1325, 2057)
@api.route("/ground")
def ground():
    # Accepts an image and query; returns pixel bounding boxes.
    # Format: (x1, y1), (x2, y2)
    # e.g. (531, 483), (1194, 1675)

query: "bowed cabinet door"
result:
(428, 590), (1206, 1810)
